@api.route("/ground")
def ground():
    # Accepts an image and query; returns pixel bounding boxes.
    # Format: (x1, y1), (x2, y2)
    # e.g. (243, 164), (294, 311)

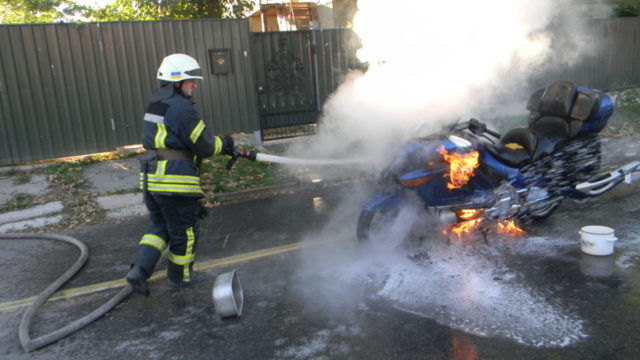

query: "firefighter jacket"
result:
(139, 86), (226, 197)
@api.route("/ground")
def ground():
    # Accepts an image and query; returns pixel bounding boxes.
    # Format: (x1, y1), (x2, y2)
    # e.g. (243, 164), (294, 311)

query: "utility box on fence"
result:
(209, 49), (231, 74)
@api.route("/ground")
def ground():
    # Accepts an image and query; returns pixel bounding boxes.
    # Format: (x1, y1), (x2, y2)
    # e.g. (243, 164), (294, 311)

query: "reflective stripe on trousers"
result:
(132, 192), (203, 283)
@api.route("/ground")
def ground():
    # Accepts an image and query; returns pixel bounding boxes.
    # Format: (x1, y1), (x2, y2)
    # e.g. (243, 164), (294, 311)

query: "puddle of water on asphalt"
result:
(275, 326), (358, 359)
(611, 229), (640, 271)
(373, 242), (587, 348)
(303, 234), (589, 348)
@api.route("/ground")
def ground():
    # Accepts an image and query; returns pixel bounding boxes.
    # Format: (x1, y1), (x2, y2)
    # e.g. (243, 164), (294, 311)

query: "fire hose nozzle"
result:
(237, 150), (257, 161)
(225, 150), (257, 170)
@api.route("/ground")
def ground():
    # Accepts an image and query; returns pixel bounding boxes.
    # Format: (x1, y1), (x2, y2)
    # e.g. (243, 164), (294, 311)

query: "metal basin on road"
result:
(212, 269), (243, 318)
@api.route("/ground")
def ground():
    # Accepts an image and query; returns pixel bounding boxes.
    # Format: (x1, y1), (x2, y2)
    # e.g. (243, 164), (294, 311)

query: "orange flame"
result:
(446, 209), (484, 238)
(457, 209), (481, 220)
(443, 210), (526, 240)
(439, 146), (480, 189)
(496, 219), (526, 236)
(450, 218), (483, 237)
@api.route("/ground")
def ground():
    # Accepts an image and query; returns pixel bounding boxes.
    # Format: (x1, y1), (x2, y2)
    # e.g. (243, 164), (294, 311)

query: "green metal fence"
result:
(0, 19), (258, 166)
(530, 18), (640, 91)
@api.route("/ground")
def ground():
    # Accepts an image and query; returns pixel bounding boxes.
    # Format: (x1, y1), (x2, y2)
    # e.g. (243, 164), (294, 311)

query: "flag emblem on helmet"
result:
(170, 71), (181, 79)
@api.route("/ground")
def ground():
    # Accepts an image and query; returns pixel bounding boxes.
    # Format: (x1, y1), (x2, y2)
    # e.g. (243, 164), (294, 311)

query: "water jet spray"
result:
(226, 150), (367, 169)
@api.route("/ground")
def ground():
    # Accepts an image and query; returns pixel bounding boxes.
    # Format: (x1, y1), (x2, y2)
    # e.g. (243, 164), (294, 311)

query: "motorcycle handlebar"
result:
(462, 118), (501, 139)
(484, 128), (501, 139)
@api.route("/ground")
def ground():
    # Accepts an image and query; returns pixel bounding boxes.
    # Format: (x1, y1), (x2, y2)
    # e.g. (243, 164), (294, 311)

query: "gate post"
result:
(311, 21), (322, 114)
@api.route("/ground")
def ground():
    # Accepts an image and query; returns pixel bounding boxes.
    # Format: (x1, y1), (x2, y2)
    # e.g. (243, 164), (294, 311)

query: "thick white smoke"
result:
(285, 0), (593, 173)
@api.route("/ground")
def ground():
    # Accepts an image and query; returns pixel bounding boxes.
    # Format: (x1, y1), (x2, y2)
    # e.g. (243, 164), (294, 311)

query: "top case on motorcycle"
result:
(527, 80), (602, 137)
(568, 92), (602, 136)
(527, 80), (577, 118)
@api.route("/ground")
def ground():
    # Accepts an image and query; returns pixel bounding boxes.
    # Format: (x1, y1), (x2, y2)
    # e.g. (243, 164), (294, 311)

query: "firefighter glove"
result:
(221, 136), (235, 156)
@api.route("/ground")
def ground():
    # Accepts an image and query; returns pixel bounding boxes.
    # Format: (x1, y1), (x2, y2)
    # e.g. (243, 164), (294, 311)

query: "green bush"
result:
(615, 1), (640, 17)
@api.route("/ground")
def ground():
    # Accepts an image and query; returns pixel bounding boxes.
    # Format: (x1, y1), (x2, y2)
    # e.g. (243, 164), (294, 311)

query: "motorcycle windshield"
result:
(386, 139), (445, 178)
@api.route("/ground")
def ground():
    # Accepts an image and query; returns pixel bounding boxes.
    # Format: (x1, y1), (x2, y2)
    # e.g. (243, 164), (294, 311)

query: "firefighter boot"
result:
(126, 265), (150, 296)
(167, 272), (204, 291)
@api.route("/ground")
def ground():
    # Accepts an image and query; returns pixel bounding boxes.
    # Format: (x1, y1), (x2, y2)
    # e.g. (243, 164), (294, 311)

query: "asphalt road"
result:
(1, 181), (640, 359)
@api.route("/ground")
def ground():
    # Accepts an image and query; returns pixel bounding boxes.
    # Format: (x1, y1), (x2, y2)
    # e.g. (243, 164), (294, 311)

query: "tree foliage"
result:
(615, 1), (640, 17)
(1, 0), (255, 24)
(1, 0), (90, 23)
(90, 0), (254, 21)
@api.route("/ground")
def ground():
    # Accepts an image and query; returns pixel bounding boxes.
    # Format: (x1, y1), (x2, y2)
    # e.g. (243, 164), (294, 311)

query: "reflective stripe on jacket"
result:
(139, 86), (225, 197)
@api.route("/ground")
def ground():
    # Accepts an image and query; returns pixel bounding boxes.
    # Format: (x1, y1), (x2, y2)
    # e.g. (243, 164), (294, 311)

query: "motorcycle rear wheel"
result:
(356, 209), (407, 250)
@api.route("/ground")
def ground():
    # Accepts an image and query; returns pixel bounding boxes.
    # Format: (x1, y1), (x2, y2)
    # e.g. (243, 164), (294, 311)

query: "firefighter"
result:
(126, 53), (234, 296)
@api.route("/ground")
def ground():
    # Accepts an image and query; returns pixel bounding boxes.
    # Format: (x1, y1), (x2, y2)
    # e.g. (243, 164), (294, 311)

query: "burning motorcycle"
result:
(357, 80), (640, 249)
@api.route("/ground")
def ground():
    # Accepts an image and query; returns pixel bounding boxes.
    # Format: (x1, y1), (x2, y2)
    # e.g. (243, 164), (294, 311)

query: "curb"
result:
(0, 201), (63, 224)
(0, 145), (144, 176)
(0, 201), (64, 232)
(0, 178), (365, 233)
(0, 215), (64, 233)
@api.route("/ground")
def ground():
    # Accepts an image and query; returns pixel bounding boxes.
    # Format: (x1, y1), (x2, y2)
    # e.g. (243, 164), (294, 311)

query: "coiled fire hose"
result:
(1, 232), (133, 353)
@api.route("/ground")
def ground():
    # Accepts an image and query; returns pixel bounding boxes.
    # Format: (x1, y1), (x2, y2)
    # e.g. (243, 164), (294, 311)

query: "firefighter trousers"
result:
(132, 192), (204, 283)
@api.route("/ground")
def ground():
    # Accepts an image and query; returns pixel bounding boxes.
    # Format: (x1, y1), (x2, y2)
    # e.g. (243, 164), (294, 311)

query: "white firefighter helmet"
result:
(157, 53), (203, 82)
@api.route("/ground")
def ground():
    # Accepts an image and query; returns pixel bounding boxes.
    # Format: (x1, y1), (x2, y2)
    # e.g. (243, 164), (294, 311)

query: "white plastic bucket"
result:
(579, 225), (617, 256)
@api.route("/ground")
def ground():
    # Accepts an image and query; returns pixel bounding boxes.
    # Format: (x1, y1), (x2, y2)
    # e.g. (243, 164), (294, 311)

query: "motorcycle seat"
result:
(489, 116), (570, 167)
(531, 116), (570, 159)
(488, 127), (537, 167)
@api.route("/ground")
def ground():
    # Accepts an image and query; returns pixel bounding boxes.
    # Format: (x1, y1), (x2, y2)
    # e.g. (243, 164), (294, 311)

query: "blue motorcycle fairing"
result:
(391, 140), (444, 172)
(415, 174), (476, 206)
(441, 139), (458, 152)
(479, 150), (521, 183)
(398, 169), (438, 183)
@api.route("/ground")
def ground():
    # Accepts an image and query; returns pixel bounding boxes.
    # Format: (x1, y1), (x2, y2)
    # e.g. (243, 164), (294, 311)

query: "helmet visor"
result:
(185, 68), (202, 77)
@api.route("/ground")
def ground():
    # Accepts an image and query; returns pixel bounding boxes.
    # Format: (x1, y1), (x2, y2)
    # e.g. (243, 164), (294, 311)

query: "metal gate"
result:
(251, 31), (319, 140)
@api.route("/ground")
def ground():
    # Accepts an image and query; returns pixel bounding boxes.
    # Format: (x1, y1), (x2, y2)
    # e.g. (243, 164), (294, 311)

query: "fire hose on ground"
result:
(2, 152), (364, 353)
(1, 233), (134, 353)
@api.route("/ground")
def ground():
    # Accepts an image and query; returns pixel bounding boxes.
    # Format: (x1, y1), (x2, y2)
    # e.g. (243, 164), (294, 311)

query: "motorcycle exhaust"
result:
(575, 161), (640, 195)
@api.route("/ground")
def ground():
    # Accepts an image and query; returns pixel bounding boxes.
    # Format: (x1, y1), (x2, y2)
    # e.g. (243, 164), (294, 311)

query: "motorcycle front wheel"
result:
(356, 209), (407, 250)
